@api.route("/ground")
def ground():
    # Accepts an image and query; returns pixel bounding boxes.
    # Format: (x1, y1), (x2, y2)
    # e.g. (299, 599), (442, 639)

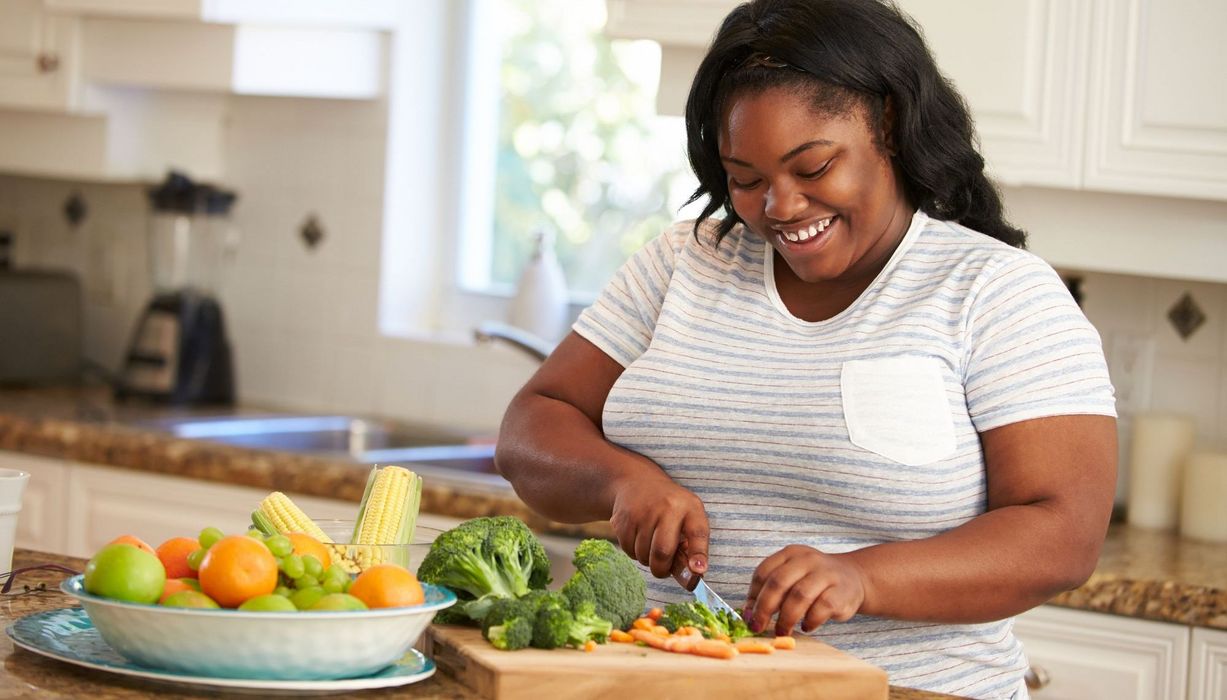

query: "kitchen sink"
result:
(136, 414), (509, 489)
(137, 414), (479, 457)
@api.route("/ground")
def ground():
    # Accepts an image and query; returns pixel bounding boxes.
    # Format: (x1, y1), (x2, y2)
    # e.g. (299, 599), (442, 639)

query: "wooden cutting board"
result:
(422, 624), (889, 700)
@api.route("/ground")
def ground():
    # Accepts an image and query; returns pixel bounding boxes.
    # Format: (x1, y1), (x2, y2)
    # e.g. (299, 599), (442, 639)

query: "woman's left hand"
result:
(744, 545), (867, 636)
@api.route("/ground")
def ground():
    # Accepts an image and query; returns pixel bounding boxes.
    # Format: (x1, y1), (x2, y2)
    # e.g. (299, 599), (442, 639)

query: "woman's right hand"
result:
(608, 468), (710, 581)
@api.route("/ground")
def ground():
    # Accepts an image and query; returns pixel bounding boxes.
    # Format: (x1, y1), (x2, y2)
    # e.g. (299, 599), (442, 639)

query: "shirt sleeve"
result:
(572, 222), (688, 367)
(962, 253), (1117, 432)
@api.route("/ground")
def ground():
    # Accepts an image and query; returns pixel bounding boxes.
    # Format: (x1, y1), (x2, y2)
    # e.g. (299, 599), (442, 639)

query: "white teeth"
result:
(818, 219), (829, 232)
(777, 217), (834, 244)
(786, 231), (799, 242)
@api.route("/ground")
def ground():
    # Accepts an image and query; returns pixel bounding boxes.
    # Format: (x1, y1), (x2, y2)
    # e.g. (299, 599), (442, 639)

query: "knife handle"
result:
(671, 550), (700, 592)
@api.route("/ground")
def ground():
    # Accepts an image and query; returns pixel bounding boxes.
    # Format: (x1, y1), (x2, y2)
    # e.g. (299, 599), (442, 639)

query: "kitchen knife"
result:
(692, 577), (742, 619)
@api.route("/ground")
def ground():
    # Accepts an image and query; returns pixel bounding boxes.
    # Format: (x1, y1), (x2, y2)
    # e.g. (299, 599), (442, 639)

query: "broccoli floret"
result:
(567, 600), (613, 646)
(530, 596), (614, 650)
(417, 516), (552, 623)
(482, 595), (535, 638)
(531, 603), (573, 650)
(659, 601), (753, 641)
(486, 616), (532, 651)
(560, 539), (645, 631)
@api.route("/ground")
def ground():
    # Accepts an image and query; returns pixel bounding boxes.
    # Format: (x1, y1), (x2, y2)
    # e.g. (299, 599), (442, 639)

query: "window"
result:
(457, 0), (699, 301)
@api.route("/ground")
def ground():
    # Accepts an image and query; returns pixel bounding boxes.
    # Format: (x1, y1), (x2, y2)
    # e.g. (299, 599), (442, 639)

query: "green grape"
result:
(293, 574), (318, 590)
(246, 528), (264, 539)
(198, 526), (224, 550)
(302, 554), (323, 580)
(324, 564), (347, 581)
(290, 586), (325, 610)
(186, 547), (206, 571)
(266, 535), (292, 558)
(274, 585), (293, 598)
(281, 554), (305, 580)
(322, 577), (344, 594)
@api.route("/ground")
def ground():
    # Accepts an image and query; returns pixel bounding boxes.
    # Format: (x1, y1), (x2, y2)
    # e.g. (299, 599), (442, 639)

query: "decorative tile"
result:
(1168, 292), (1207, 340)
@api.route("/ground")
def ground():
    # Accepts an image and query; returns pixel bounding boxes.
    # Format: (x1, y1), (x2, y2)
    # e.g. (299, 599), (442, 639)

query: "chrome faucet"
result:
(473, 321), (555, 363)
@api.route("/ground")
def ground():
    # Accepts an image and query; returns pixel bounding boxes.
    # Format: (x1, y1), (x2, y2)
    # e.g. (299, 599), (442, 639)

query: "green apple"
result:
(238, 594), (297, 612)
(84, 543), (166, 604)
(161, 590), (220, 608)
(309, 593), (368, 611)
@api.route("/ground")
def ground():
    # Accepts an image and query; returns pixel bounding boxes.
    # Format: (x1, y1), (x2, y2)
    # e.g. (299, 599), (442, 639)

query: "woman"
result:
(495, 1), (1117, 697)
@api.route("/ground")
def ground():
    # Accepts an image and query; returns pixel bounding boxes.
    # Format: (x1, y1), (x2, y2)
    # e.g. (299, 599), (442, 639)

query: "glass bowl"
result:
(314, 520), (440, 575)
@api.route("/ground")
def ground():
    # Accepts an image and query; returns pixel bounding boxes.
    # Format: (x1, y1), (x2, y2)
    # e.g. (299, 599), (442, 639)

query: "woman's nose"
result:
(764, 182), (806, 222)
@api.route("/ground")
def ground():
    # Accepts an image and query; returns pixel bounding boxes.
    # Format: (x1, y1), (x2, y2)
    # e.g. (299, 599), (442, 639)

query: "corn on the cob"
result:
(349, 466), (422, 570)
(253, 492), (359, 574)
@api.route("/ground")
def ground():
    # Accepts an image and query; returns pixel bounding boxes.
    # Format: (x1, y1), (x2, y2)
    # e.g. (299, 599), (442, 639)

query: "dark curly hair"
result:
(684, 0), (1026, 248)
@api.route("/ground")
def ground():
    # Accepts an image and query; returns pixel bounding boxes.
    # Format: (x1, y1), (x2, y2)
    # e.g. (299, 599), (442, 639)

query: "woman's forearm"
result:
(494, 390), (666, 524)
(846, 499), (1105, 623)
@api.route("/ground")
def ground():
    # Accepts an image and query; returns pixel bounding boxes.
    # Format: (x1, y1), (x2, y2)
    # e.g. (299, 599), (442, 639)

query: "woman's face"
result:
(718, 87), (912, 286)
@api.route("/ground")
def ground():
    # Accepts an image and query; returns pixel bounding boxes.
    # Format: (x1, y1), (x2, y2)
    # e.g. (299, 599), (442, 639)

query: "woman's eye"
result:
(730, 177), (761, 189)
(800, 161), (833, 179)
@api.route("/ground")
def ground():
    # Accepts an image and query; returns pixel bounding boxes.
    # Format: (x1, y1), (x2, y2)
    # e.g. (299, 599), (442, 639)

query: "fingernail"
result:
(690, 558), (704, 571)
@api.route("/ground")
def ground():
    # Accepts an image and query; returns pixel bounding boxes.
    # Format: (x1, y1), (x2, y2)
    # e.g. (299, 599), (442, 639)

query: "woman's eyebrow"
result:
(720, 139), (836, 168)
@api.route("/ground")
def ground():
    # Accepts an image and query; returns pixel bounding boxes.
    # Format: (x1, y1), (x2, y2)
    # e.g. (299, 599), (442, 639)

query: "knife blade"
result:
(692, 577), (742, 620)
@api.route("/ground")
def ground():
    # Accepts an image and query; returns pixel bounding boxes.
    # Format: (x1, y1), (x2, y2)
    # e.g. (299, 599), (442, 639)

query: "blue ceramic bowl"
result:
(61, 575), (455, 681)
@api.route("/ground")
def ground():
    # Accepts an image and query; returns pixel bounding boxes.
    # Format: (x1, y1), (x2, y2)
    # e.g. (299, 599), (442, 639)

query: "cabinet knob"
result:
(1025, 664), (1051, 690)
(36, 53), (60, 73)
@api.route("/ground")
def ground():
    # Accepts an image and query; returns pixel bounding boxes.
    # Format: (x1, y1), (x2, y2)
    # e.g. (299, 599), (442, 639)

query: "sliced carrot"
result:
(675, 626), (703, 637)
(734, 639), (776, 654)
(646, 607), (663, 622)
(714, 633), (732, 643)
(692, 639), (739, 660)
(650, 625), (671, 637)
(583, 640), (597, 652)
(771, 636), (797, 650)
(630, 628), (670, 650)
(609, 630), (634, 643)
(664, 635), (699, 653)
(632, 617), (656, 632)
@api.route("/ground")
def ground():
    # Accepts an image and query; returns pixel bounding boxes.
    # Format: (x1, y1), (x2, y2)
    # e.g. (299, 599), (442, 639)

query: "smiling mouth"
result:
(773, 216), (837, 246)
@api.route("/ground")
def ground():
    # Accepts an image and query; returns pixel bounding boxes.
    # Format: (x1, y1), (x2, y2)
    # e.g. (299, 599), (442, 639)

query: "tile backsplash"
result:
(1, 103), (1225, 456)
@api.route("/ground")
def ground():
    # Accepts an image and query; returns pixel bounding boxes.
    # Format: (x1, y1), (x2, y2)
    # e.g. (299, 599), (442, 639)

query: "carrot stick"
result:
(646, 607), (663, 622)
(650, 625), (671, 637)
(632, 617), (656, 631)
(630, 629), (671, 650)
(583, 640), (597, 652)
(609, 630), (634, 643)
(675, 626), (703, 637)
(691, 639), (739, 660)
(664, 635), (699, 653)
(714, 633), (732, 643)
(772, 636), (797, 650)
(734, 639), (776, 654)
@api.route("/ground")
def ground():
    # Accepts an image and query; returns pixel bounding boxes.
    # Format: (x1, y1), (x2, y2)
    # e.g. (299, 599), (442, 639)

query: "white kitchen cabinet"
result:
(0, 450), (69, 556)
(605, 0), (1226, 203)
(1190, 628), (1227, 700)
(1084, 0), (1227, 201)
(0, 0), (80, 111)
(1014, 605), (1189, 700)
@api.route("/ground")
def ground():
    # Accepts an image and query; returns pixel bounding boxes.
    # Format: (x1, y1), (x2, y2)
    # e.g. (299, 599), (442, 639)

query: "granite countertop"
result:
(2, 385), (1226, 631)
(1, 550), (953, 700)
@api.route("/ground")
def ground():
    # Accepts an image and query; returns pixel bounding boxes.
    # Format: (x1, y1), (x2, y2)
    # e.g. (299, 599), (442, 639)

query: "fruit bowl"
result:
(60, 574), (456, 681)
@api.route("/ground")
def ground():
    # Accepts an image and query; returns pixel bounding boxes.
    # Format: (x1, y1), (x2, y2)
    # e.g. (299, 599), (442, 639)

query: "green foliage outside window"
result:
(489, 0), (696, 297)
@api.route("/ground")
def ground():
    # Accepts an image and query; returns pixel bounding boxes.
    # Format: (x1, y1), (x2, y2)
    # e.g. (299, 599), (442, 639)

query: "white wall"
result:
(1, 124), (1225, 451)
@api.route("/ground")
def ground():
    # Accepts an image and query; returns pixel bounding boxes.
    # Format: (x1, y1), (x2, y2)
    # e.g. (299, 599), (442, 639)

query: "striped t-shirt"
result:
(573, 210), (1115, 699)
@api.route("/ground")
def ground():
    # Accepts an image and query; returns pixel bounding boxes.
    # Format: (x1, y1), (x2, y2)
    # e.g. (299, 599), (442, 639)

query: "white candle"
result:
(1181, 452), (1227, 542)
(1127, 414), (1195, 530)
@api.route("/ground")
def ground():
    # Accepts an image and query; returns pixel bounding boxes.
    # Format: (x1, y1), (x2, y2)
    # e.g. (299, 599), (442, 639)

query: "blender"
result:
(116, 172), (237, 405)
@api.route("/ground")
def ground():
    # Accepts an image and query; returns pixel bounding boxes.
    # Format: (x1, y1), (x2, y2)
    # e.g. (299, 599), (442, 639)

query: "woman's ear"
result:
(880, 96), (898, 157)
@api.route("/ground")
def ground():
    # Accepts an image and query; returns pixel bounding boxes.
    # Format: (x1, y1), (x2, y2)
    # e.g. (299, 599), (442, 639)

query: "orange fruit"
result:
(347, 564), (424, 609)
(108, 534), (156, 556)
(197, 535), (279, 608)
(286, 532), (331, 569)
(159, 578), (196, 604)
(156, 536), (201, 579)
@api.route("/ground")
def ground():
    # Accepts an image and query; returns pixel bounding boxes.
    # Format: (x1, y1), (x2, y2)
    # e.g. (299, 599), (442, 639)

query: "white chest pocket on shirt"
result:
(841, 356), (957, 466)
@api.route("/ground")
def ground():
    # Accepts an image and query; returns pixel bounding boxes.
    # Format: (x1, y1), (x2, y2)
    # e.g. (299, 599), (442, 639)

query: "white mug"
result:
(0, 468), (30, 576)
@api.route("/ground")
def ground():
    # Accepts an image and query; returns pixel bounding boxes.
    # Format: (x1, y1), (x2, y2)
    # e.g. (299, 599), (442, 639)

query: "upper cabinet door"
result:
(0, 0), (79, 111)
(1084, 0), (1227, 201)
(898, 0), (1090, 189)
